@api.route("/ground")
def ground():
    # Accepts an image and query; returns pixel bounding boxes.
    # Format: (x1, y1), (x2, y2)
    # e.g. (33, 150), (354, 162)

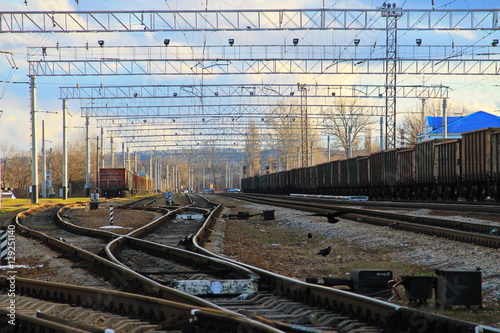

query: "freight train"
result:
(241, 127), (500, 202)
(99, 168), (152, 197)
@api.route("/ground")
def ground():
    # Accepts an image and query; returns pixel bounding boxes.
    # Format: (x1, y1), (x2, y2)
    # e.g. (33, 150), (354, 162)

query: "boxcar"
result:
(369, 151), (383, 198)
(339, 159), (349, 190)
(347, 157), (358, 189)
(357, 156), (370, 196)
(309, 166), (318, 193)
(132, 172), (150, 194)
(492, 132), (500, 200)
(316, 162), (328, 193)
(100, 168), (133, 197)
(383, 149), (398, 198)
(435, 139), (461, 200)
(331, 160), (340, 189)
(396, 148), (415, 199)
(461, 127), (500, 200)
(415, 140), (448, 199)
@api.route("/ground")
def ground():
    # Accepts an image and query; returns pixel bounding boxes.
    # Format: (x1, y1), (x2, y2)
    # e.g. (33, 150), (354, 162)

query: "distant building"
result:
(418, 111), (500, 142)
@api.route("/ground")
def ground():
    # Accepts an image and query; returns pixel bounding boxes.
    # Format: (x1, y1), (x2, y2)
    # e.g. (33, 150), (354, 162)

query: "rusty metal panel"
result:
(324, 162), (332, 188)
(370, 151), (383, 186)
(100, 168), (131, 191)
(332, 160), (340, 187)
(316, 162), (327, 189)
(415, 140), (451, 184)
(461, 128), (500, 181)
(493, 133), (500, 182)
(310, 166), (318, 190)
(397, 148), (415, 185)
(435, 139), (461, 184)
(383, 149), (398, 186)
(339, 159), (348, 187)
(358, 157), (370, 187)
(290, 168), (299, 191)
(347, 157), (358, 187)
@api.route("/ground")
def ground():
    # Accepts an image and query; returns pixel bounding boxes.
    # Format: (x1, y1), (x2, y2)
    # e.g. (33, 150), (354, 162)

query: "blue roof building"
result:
(418, 111), (500, 142)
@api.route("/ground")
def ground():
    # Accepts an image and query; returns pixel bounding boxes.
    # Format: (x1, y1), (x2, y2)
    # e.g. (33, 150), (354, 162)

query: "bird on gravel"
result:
(316, 246), (331, 257)
(307, 232), (313, 239)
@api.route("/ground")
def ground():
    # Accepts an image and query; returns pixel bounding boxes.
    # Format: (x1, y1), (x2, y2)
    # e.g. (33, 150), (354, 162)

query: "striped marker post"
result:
(0, 227), (8, 266)
(109, 206), (114, 225)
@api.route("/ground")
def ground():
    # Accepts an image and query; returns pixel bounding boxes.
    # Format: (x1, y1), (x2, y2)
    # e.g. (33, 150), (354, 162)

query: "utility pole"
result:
(62, 99), (68, 199)
(30, 76), (38, 203)
(298, 83), (309, 167)
(442, 98), (448, 139)
(85, 115), (90, 197)
(41, 120), (46, 198)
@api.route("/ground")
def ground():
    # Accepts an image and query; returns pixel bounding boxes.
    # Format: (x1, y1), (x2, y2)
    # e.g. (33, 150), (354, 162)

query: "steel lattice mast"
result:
(381, 4), (403, 149)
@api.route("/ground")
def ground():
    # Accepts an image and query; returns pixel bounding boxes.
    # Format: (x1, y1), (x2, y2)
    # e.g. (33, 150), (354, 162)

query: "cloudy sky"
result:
(1, 0), (500, 151)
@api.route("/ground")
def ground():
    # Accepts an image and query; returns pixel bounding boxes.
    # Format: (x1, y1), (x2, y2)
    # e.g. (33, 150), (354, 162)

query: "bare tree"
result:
(0, 143), (17, 187)
(1, 149), (31, 197)
(50, 134), (97, 196)
(265, 102), (304, 169)
(324, 98), (375, 158)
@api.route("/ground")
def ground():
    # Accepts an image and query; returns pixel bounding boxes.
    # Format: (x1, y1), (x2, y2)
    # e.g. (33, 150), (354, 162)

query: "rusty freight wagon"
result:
(100, 168), (152, 197)
(460, 127), (500, 201)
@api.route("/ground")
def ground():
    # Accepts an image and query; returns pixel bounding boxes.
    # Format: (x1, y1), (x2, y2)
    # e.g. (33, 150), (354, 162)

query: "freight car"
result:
(241, 127), (500, 202)
(99, 168), (152, 198)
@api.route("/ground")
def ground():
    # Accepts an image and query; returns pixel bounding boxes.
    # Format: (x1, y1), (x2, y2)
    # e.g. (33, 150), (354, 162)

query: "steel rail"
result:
(14, 203), (220, 308)
(192, 194), (500, 333)
(227, 194), (500, 248)
(228, 195), (500, 248)
(0, 276), (283, 333)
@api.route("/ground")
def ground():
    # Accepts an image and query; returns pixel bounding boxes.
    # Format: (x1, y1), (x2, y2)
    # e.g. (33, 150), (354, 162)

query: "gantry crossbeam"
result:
(29, 47), (500, 76)
(60, 83), (449, 100)
(81, 104), (385, 118)
(1, 9), (499, 33)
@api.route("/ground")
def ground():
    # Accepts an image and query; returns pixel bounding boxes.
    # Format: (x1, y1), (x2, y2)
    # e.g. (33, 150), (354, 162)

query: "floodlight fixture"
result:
(354, 39), (360, 46)
(173, 92), (178, 97)
(228, 39), (234, 46)
(98, 40), (104, 47)
(493, 39), (499, 47)
(293, 38), (299, 46)
(164, 39), (170, 46)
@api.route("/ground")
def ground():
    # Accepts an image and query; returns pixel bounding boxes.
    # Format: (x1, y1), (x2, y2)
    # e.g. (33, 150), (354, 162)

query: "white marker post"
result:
(109, 206), (114, 225)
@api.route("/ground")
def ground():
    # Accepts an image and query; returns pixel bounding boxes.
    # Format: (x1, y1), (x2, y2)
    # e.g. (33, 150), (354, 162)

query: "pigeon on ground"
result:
(307, 232), (313, 239)
(316, 246), (332, 257)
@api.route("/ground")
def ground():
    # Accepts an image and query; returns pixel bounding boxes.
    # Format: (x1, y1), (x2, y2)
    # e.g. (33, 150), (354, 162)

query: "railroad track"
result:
(294, 194), (500, 215)
(0, 276), (280, 333)
(224, 193), (500, 248)
(6, 197), (500, 332)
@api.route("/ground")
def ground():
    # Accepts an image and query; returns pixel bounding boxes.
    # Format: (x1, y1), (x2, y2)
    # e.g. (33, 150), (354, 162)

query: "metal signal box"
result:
(350, 269), (393, 291)
(435, 269), (482, 308)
